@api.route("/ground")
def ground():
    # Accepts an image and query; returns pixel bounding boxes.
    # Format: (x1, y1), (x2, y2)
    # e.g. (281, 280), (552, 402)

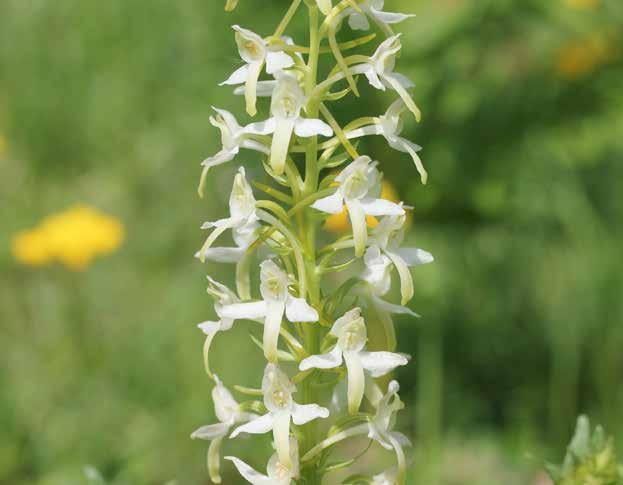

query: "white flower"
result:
(266, 71), (333, 175)
(197, 277), (241, 376)
(198, 167), (261, 263)
(198, 108), (273, 197)
(351, 35), (421, 122)
(366, 208), (433, 305)
(347, 99), (427, 183)
(221, 26), (295, 117)
(311, 156), (404, 256)
(346, 1), (414, 34)
(218, 259), (318, 362)
(372, 467), (399, 485)
(191, 376), (255, 484)
(316, 0), (332, 15)
(299, 308), (409, 414)
(230, 364), (329, 467)
(226, 437), (299, 485)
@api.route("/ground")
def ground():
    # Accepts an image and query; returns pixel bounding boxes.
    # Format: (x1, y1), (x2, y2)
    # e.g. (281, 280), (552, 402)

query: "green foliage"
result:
(547, 416), (623, 485)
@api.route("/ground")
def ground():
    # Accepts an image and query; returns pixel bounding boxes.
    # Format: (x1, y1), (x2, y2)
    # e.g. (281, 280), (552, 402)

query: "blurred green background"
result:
(1, 0), (622, 483)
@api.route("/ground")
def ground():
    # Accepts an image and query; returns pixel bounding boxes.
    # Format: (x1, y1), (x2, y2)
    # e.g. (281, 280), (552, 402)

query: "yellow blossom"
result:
(11, 205), (125, 271)
(324, 180), (402, 233)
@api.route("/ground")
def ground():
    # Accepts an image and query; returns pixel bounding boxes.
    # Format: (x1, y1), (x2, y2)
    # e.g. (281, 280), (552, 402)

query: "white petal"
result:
(389, 137), (427, 184)
(245, 117), (276, 136)
(272, 410), (293, 468)
(240, 138), (271, 155)
(372, 295), (419, 318)
(359, 350), (409, 377)
(191, 422), (230, 440)
(230, 413), (274, 438)
(197, 321), (222, 335)
(310, 191), (344, 214)
(371, 8), (415, 25)
(396, 247), (434, 266)
(244, 61), (264, 116)
(263, 301), (286, 363)
(285, 296), (319, 323)
(385, 250), (414, 305)
(344, 351), (365, 414)
(270, 117), (296, 175)
(292, 402), (330, 425)
(294, 118), (333, 138)
(265, 51), (295, 75)
(235, 80), (277, 97)
(348, 12), (371, 31)
(220, 64), (250, 86)
(389, 71), (415, 89)
(299, 345), (343, 371)
(346, 198), (368, 258)
(201, 149), (237, 170)
(365, 66), (385, 90)
(346, 124), (385, 139)
(359, 197), (405, 216)
(208, 437), (224, 484)
(219, 301), (268, 320)
(225, 456), (273, 485)
(198, 247), (246, 263)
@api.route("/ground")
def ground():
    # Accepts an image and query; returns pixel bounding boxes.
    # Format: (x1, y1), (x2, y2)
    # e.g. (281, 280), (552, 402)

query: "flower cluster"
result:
(11, 205), (124, 271)
(193, 2), (433, 483)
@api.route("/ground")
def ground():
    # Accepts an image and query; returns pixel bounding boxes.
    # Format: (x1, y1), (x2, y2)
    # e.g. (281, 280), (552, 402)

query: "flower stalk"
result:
(193, 1), (433, 483)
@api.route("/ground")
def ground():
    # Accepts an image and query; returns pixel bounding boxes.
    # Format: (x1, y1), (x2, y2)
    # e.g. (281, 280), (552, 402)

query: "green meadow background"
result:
(1, 0), (622, 483)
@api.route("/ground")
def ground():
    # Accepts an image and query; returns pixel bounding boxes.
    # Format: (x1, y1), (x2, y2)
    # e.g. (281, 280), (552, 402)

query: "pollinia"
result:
(192, 1), (433, 483)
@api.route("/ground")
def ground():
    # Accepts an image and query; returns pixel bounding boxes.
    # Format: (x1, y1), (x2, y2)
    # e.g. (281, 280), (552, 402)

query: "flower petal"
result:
(207, 436), (224, 484)
(197, 247), (246, 263)
(359, 197), (405, 216)
(230, 413), (274, 438)
(299, 345), (343, 371)
(343, 350), (366, 414)
(191, 422), (230, 440)
(220, 64), (250, 86)
(346, 198), (368, 257)
(198, 149), (237, 197)
(385, 250), (414, 305)
(285, 296), (319, 323)
(311, 191), (344, 214)
(272, 410), (292, 468)
(383, 74), (421, 121)
(359, 350), (409, 377)
(291, 402), (330, 425)
(371, 7), (415, 25)
(263, 301), (286, 363)
(346, 124), (385, 139)
(389, 137), (427, 184)
(371, 295), (419, 318)
(396, 247), (434, 266)
(348, 11), (371, 31)
(245, 117), (276, 136)
(219, 301), (268, 320)
(235, 80), (277, 97)
(294, 118), (333, 138)
(225, 456), (273, 485)
(244, 61), (264, 117)
(270, 117), (296, 176)
(265, 51), (295, 75)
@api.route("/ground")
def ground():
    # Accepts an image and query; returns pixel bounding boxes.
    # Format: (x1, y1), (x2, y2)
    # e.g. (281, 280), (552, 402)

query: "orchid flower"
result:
(230, 364), (329, 467)
(191, 376), (255, 483)
(346, 1), (415, 35)
(266, 71), (333, 175)
(299, 308), (409, 414)
(221, 26), (295, 117)
(351, 35), (421, 122)
(311, 156), (404, 256)
(347, 99), (427, 183)
(219, 259), (318, 362)
(197, 277), (241, 377)
(367, 208), (433, 305)
(226, 437), (300, 485)
(198, 167), (260, 264)
(198, 108), (273, 197)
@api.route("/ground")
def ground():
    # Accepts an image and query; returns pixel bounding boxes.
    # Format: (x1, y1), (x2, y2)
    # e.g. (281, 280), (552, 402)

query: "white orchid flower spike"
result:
(347, 1), (415, 35)
(351, 35), (421, 122)
(316, 0), (332, 15)
(311, 156), (404, 256)
(198, 108), (273, 197)
(222, 26), (295, 117)
(299, 308), (409, 414)
(197, 277), (241, 377)
(346, 99), (427, 183)
(198, 167), (260, 263)
(226, 436), (300, 485)
(266, 71), (333, 175)
(191, 376), (255, 484)
(230, 364), (329, 467)
(219, 260), (319, 362)
(366, 208), (433, 305)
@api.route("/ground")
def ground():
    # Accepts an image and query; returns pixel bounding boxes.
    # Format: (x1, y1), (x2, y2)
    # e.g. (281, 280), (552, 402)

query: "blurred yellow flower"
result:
(565, 0), (600, 9)
(556, 33), (612, 79)
(11, 205), (125, 271)
(324, 180), (403, 233)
